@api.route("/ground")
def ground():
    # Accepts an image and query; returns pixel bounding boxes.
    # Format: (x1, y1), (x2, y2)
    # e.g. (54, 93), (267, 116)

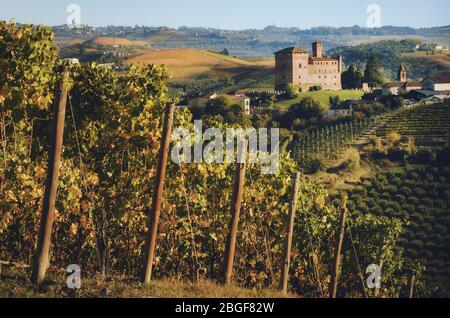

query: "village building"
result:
(275, 41), (343, 92)
(63, 58), (80, 65)
(382, 64), (421, 96)
(326, 104), (353, 118)
(187, 93), (251, 115)
(229, 93), (251, 115)
(421, 75), (450, 92)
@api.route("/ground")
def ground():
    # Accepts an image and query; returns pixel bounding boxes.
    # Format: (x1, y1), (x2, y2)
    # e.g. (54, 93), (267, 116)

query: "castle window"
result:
(299, 63), (302, 68)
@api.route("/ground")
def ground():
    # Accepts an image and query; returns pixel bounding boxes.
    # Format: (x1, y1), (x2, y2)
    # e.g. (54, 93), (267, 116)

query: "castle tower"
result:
(312, 41), (323, 58)
(398, 64), (407, 82)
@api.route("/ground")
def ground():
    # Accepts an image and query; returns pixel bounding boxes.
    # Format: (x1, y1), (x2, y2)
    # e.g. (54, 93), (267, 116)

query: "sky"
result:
(1, 0), (449, 30)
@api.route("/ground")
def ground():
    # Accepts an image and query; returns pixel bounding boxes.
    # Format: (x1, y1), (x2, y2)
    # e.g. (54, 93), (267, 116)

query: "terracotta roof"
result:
(230, 94), (250, 100)
(405, 81), (422, 87)
(274, 47), (308, 55)
(423, 75), (450, 84)
(383, 81), (405, 88)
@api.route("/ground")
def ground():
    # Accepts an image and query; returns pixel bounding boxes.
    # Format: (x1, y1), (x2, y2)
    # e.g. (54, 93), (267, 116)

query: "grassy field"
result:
(274, 90), (364, 109)
(0, 267), (293, 298)
(87, 36), (150, 47)
(125, 48), (273, 81)
(403, 51), (450, 66)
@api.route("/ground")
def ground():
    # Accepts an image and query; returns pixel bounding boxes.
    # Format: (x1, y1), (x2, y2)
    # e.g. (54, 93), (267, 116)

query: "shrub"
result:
(385, 185), (398, 195)
(410, 240), (425, 250)
(403, 204), (415, 213)
(285, 83), (299, 99)
(343, 149), (361, 172)
(433, 225), (447, 236)
(421, 198), (434, 209)
(395, 194), (406, 204)
(420, 250), (434, 260)
(416, 205), (427, 215)
(387, 132), (402, 145)
(400, 187), (412, 196)
(407, 197), (420, 206)
(309, 155), (327, 173)
(405, 248), (418, 259)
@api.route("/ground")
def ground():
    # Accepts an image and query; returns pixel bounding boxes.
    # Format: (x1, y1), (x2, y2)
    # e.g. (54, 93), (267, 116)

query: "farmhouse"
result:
(63, 58), (80, 65)
(275, 41), (343, 92)
(382, 64), (421, 96)
(229, 93), (251, 115)
(187, 93), (251, 115)
(326, 104), (353, 118)
(421, 75), (450, 92)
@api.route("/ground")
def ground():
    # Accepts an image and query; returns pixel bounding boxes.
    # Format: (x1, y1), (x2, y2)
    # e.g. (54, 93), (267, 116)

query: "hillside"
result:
(85, 36), (150, 47)
(53, 25), (450, 57)
(123, 49), (275, 94)
(344, 163), (450, 297)
(292, 101), (450, 296)
(376, 102), (450, 148)
(329, 40), (450, 79)
(125, 49), (270, 79)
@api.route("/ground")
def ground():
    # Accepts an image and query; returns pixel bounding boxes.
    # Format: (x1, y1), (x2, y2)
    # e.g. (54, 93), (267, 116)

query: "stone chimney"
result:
(312, 41), (323, 58)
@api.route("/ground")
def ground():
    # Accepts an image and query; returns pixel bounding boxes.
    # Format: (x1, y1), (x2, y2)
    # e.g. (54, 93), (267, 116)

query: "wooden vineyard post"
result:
(329, 199), (348, 298)
(223, 140), (248, 285)
(407, 273), (416, 299)
(279, 172), (301, 295)
(32, 67), (70, 285)
(141, 104), (175, 286)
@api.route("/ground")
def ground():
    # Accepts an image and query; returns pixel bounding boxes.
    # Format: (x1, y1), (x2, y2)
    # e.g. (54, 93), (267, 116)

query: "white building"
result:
(421, 75), (450, 92)
(229, 94), (251, 115)
(63, 58), (80, 65)
(382, 64), (421, 96)
(188, 93), (251, 115)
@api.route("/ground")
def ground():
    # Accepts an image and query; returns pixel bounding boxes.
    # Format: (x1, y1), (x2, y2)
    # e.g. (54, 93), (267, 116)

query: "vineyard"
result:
(343, 164), (450, 297)
(376, 102), (450, 149)
(0, 22), (448, 298)
(292, 117), (381, 167)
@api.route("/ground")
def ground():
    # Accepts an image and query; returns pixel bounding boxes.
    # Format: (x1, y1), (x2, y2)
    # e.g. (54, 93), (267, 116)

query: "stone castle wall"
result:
(275, 43), (342, 91)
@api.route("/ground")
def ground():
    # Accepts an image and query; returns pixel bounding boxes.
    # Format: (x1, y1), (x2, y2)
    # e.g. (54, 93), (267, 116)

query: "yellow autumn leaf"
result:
(70, 223), (78, 236)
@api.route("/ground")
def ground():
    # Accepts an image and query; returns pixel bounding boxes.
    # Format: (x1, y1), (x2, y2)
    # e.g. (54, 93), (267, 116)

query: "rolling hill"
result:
(86, 36), (150, 47)
(124, 49), (276, 94)
(124, 48), (272, 80)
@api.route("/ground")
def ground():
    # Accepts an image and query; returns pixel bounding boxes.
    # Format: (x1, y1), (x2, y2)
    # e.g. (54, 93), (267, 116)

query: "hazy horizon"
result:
(1, 0), (449, 30)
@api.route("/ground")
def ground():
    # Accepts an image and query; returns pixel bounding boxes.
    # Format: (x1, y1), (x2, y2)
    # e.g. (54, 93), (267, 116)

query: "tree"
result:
(380, 95), (404, 109)
(364, 56), (385, 89)
(329, 96), (341, 108)
(284, 97), (323, 128)
(285, 83), (299, 99)
(342, 65), (363, 89)
(204, 95), (251, 125)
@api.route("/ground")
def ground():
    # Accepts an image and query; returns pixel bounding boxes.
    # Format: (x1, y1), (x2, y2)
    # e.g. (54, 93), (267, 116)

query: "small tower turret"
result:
(312, 41), (323, 58)
(398, 64), (407, 82)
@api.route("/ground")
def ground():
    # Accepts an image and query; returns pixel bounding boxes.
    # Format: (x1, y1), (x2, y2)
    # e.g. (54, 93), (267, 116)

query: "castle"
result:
(275, 41), (342, 92)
